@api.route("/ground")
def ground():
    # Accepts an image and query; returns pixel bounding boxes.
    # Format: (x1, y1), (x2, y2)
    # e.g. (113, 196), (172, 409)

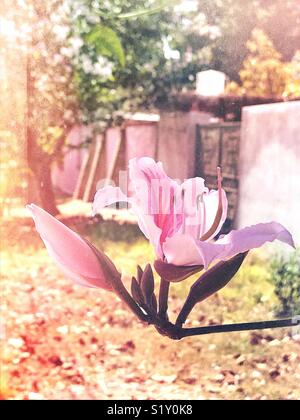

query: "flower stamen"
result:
(196, 193), (206, 239)
(181, 188), (186, 234)
(199, 167), (223, 241)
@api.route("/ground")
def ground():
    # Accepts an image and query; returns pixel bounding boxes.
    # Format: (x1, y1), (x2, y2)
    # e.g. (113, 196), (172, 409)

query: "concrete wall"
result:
(158, 111), (212, 181)
(236, 101), (300, 245)
(126, 123), (158, 162)
(52, 126), (90, 195)
(105, 127), (122, 169)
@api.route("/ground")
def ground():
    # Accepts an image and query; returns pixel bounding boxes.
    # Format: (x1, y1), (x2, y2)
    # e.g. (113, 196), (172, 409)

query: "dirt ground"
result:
(1, 216), (300, 400)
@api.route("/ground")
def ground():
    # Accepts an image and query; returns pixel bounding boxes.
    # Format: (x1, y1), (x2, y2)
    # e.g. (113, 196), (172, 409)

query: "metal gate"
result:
(195, 123), (241, 224)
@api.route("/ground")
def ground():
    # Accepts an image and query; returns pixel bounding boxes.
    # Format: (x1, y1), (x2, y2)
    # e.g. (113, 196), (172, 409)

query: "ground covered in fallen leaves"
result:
(1, 214), (300, 400)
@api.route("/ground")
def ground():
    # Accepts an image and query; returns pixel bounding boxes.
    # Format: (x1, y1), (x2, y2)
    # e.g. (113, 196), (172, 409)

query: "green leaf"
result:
(86, 25), (125, 67)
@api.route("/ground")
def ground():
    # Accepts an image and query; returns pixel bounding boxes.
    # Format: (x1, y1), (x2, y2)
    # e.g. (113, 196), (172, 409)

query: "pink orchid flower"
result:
(27, 204), (119, 291)
(93, 157), (294, 280)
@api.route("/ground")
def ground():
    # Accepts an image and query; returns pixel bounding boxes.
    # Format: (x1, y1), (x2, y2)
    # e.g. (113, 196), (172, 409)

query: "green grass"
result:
(82, 222), (278, 324)
(2, 217), (278, 322)
(2, 218), (300, 400)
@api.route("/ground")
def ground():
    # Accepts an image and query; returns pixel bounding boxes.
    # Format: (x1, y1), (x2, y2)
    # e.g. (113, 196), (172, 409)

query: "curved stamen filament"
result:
(196, 193), (206, 239)
(199, 194), (207, 238)
(199, 167), (223, 241)
(181, 188), (186, 234)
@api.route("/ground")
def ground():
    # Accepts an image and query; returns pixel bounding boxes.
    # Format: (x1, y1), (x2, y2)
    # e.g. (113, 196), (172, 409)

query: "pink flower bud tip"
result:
(27, 204), (119, 291)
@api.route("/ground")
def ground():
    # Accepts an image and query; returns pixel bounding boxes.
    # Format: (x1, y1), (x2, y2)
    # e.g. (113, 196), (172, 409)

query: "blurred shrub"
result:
(270, 249), (300, 317)
(83, 219), (143, 244)
(226, 29), (300, 99)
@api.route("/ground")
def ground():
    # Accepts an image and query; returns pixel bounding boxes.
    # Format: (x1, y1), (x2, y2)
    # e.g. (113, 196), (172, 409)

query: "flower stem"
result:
(176, 253), (248, 327)
(179, 317), (300, 338)
(110, 275), (150, 323)
(158, 278), (170, 321)
(175, 297), (194, 327)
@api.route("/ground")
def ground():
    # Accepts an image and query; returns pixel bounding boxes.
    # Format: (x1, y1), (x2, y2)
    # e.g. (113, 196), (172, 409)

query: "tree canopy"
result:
(70, 0), (219, 125)
(226, 29), (300, 98)
(1, 0), (300, 213)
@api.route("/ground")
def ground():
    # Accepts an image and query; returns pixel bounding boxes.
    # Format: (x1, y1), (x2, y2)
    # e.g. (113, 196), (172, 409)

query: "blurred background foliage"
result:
(226, 28), (300, 98)
(1, 0), (300, 214)
(1, 1), (300, 400)
(270, 249), (300, 317)
(0, 131), (28, 216)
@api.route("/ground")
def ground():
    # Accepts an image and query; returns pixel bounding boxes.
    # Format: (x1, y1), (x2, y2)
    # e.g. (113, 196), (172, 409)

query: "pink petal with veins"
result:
(129, 157), (183, 253)
(164, 222), (295, 269)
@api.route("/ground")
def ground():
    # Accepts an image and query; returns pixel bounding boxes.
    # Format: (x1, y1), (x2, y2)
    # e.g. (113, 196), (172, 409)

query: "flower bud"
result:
(27, 204), (120, 291)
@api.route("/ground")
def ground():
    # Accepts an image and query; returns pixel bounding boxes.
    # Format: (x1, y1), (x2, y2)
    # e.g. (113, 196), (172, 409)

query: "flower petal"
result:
(180, 177), (207, 217)
(163, 233), (206, 266)
(92, 174), (164, 258)
(43, 238), (103, 288)
(200, 221), (295, 267)
(180, 177), (227, 241)
(92, 186), (131, 216)
(163, 222), (294, 269)
(27, 204), (115, 290)
(199, 167), (227, 241)
(132, 205), (163, 259)
(129, 157), (183, 252)
(210, 221), (295, 260)
(179, 177), (207, 236)
(201, 188), (228, 240)
(154, 259), (203, 282)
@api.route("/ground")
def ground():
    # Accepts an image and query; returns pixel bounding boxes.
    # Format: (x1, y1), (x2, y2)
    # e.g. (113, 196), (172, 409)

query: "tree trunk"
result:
(27, 126), (60, 216)
(38, 158), (59, 216)
(26, 54), (59, 216)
